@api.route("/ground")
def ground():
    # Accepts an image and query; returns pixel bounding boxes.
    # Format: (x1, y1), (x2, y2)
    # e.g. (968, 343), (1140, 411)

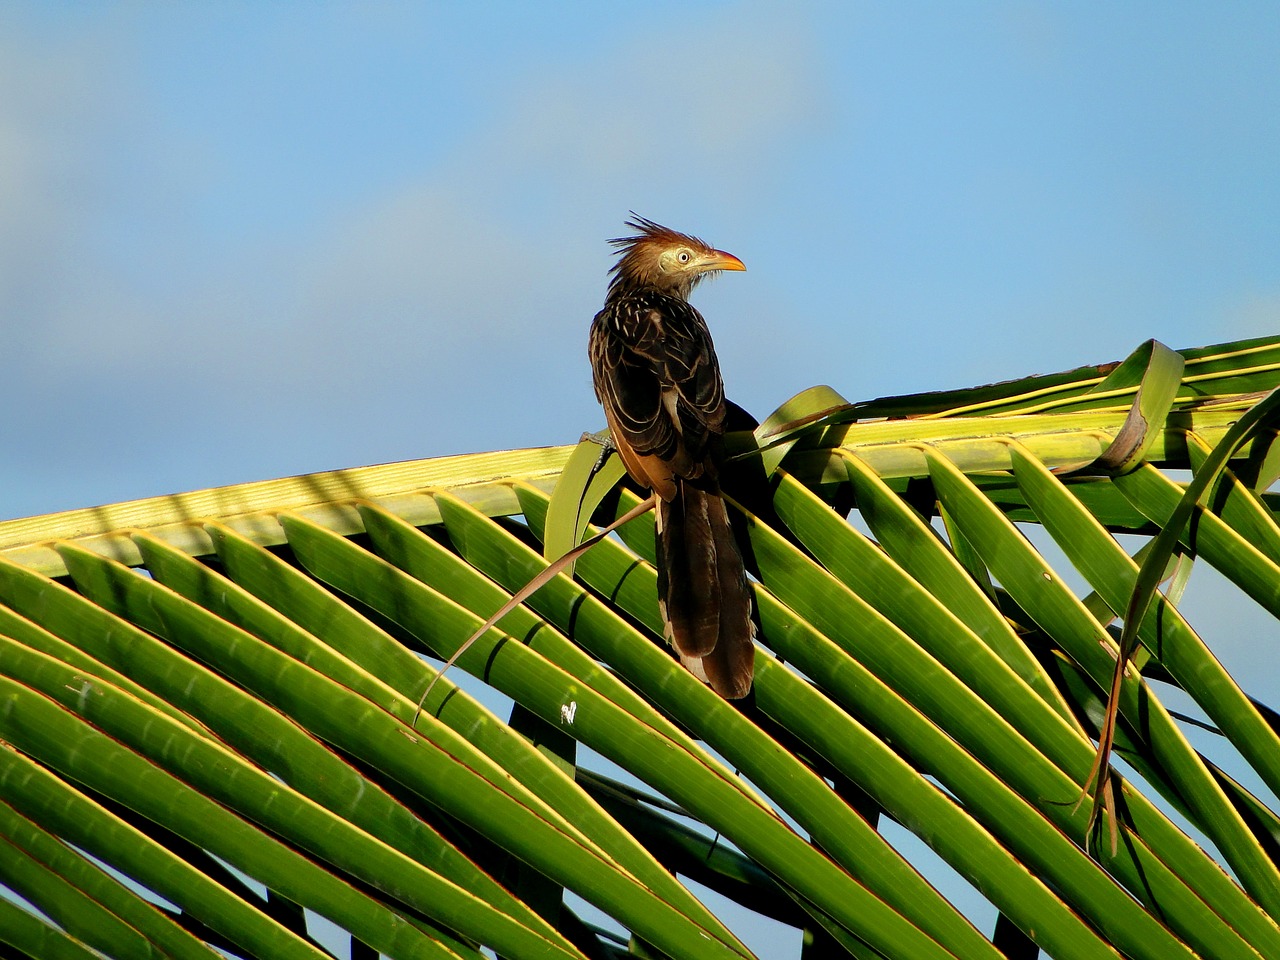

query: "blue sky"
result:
(4, 3), (1277, 521)
(2, 2), (1279, 955)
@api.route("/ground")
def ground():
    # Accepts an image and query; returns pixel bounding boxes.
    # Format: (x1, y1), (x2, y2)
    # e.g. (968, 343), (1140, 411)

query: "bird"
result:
(588, 215), (755, 698)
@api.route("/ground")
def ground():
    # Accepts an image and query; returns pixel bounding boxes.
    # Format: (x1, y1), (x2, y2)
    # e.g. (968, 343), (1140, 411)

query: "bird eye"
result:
(677, 250), (691, 264)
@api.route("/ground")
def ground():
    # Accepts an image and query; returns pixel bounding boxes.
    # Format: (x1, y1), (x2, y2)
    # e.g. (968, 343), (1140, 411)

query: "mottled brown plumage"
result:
(588, 216), (754, 698)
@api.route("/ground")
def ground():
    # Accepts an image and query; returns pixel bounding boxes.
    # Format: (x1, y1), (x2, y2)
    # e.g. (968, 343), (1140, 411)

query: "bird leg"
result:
(580, 429), (618, 475)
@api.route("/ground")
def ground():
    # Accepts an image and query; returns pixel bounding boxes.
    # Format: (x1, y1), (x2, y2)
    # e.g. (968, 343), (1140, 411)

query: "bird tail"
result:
(656, 479), (755, 698)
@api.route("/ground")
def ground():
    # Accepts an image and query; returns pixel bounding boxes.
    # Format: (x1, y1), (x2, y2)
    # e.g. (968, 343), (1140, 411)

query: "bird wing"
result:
(590, 293), (726, 499)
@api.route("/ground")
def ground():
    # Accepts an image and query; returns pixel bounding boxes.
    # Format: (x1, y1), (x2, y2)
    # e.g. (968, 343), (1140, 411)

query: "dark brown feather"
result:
(588, 217), (754, 698)
(657, 481), (754, 697)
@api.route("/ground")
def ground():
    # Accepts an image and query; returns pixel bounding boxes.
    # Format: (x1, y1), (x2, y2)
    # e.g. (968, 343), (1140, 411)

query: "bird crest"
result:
(609, 214), (711, 255)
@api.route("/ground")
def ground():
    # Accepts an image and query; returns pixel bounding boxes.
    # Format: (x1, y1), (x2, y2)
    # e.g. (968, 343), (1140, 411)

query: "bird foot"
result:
(580, 430), (617, 473)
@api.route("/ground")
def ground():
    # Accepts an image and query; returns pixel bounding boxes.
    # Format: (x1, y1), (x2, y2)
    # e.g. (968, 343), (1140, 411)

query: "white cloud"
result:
(282, 4), (819, 373)
(225, 2), (823, 413)
(478, 14), (817, 192)
(0, 26), (119, 320)
(0, 3), (822, 517)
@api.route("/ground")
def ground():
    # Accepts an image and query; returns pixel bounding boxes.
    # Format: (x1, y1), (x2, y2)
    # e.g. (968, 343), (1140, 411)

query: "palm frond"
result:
(1, 334), (1278, 959)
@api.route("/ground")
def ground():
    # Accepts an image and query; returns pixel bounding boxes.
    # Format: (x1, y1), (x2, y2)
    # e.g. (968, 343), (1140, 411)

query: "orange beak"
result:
(704, 249), (746, 272)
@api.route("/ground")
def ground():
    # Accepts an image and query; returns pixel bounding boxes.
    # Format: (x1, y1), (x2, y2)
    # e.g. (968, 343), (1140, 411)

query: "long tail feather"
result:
(658, 481), (754, 698)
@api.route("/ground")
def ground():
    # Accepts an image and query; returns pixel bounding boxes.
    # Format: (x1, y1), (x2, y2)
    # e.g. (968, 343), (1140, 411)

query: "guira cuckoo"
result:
(588, 216), (754, 698)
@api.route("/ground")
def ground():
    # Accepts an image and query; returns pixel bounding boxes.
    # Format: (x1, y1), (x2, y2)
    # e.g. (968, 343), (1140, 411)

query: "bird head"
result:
(607, 215), (745, 300)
